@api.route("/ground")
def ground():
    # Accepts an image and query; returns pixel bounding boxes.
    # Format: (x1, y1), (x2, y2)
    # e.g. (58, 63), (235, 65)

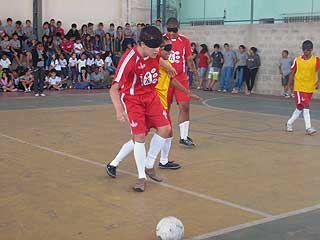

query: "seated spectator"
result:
(56, 21), (65, 38)
(104, 32), (113, 53)
(73, 38), (84, 58)
(83, 34), (93, 55)
(15, 20), (24, 41)
(94, 53), (104, 71)
(45, 41), (56, 69)
(107, 23), (116, 39)
(59, 54), (68, 77)
(0, 20), (5, 36)
(42, 21), (50, 36)
(104, 51), (116, 75)
(11, 68), (23, 90)
(122, 23), (135, 51)
(4, 18), (16, 37)
(66, 23), (80, 39)
(0, 34), (13, 60)
(77, 53), (87, 76)
(89, 66), (104, 88)
(10, 33), (23, 65)
(47, 69), (63, 90)
(80, 24), (88, 39)
(52, 32), (62, 55)
(87, 22), (95, 37)
(95, 22), (105, 37)
(1, 70), (17, 92)
(20, 68), (34, 92)
(68, 53), (78, 83)
(49, 19), (57, 38)
(0, 54), (11, 71)
(115, 26), (124, 53)
(92, 34), (103, 55)
(60, 36), (74, 59)
(50, 54), (61, 74)
(86, 53), (95, 73)
(22, 20), (34, 40)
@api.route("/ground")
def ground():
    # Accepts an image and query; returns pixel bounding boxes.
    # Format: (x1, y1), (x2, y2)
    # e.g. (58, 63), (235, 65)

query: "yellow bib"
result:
(156, 60), (172, 110)
(294, 56), (318, 93)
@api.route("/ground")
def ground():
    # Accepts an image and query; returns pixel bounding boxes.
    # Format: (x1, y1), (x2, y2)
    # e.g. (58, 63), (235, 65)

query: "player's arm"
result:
(160, 57), (177, 77)
(171, 78), (202, 101)
(109, 82), (128, 122)
(288, 69), (296, 90)
(186, 56), (197, 74)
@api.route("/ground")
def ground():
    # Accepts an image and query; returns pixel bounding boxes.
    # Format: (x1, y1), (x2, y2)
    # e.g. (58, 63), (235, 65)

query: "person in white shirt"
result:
(104, 51), (116, 75)
(94, 54), (104, 71)
(73, 38), (84, 58)
(0, 54), (11, 70)
(86, 53), (95, 73)
(59, 54), (69, 77)
(50, 54), (62, 74)
(48, 69), (63, 90)
(68, 53), (78, 82)
(77, 53), (87, 74)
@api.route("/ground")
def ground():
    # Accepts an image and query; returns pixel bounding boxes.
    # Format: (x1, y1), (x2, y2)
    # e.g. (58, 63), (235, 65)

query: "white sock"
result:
(160, 137), (173, 165)
(110, 140), (134, 167)
(134, 142), (146, 179)
(184, 121), (190, 138)
(287, 109), (302, 125)
(303, 108), (311, 129)
(146, 134), (166, 169)
(179, 122), (188, 140)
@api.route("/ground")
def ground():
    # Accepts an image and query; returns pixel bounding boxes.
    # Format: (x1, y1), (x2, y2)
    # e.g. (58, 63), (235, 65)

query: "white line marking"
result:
(190, 203), (320, 239)
(0, 132), (271, 218)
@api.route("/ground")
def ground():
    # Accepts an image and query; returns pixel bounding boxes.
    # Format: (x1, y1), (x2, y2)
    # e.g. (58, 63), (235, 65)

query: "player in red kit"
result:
(109, 26), (171, 192)
(164, 17), (198, 147)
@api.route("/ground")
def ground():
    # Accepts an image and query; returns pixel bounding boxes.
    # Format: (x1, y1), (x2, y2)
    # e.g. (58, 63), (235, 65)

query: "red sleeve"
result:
(316, 57), (320, 71)
(184, 38), (192, 58)
(113, 53), (134, 86)
(291, 58), (297, 73)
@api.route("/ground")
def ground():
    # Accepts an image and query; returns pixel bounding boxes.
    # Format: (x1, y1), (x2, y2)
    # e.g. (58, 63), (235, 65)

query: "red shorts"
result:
(121, 92), (170, 135)
(294, 91), (313, 109)
(167, 77), (190, 104)
(145, 109), (171, 135)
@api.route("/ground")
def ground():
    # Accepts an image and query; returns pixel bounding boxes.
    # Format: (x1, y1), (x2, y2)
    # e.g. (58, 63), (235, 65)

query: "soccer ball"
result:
(156, 216), (184, 240)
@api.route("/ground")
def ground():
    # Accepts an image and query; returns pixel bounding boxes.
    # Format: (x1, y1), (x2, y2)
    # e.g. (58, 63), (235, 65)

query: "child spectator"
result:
(4, 18), (16, 37)
(23, 20), (34, 40)
(42, 22), (50, 37)
(232, 45), (248, 93)
(10, 33), (23, 65)
(80, 24), (88, 40)
(207, 44), (223, 91)
(87, 22), (95, 37)
(279, 50), (293, 98)
(95, 22), (105, 37)
(61, 36), (74, 59)
(197, 44), (210, 90)
(53, 32), (62, 54)
(66, 23), (80, 39)
(104, 32), (113, 53)
(115, 26), (124, 53)
(122, 23), (135, 51)
(245, 47), (261, 95)
(69, 53), (78, 83)
(79, 66), (89, 82)
(73, 38), (84, 58)
(11, 68), (22, 90)
(15, 21), (24, 41)
(107, 23), (116, 38)
(83, 34), (93, 55)
(86, 53), (95, 73)
(0, 34), (13, 60)
(77, 54), (87, 76)
(50, 54), (61, 74)
(20, 68), (34, 92)
(220, 43), (236, 92)
(47, 69), (63, 90)
(104, 51), (116, 75)
(94, 54), (104, 71)
(59, 54), (68, 77)
(1, 70), (17, 92)
(49, 19), (57, 38)
(56, 21), (65, 38)
(0, 54), (11, 71)
(92, 34), (103, 55)
(23, 38), (37, 68)
(89, 65), (104, 88)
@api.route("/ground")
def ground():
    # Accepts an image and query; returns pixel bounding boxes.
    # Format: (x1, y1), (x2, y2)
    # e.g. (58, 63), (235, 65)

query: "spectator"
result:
(66, 23), (80, 39)
(1, 70), (17, 92)
(279, 50), (293, 98)
(87, 22), (95, 37)
(207, 43), (223, 91)
(92, 34), (103, 55)
(42, 21), (50, 37)
(94, 53), (104, 71)
(89, 65), (104, 88)
(232, 45), (248, 93)
(79, 66), (89, 82)
(95, 22), (105, 37)
(0, 54), (11, 71)
(188, 42), (198, 88)
(49, 19), (57, 37)
(197, 44), (210, 90)
(134, 23), (142, 43)
(107, 23), (116, 38)
(68, 53), (78, 83)
(77, 53), (87, 77)
(220, 43), (236, 92)
(4, 18), (16, 37)
(11, 68), (22, 90)
(73, 37), (84, 58)
(155, 18), (163, 33)
(122, 23), (134, 51)
(10, 33), (23, 65)
(56, 21), (65, 37)
(47, 69), (63, 90)
(115, 26), (124, 53)
(0, 34), (13, 60)
(23, 38), (37, 68)
(60, 36), (74, 59)
(83, 34), (93, 55)
(104, 32), (113, 53)
(15, 20), (24, 40)
(0, 20), (5, 36)
(104, 51), (116, 75)
(59, 54), (68, 77)
(86, 53), (95, 73)
(50, 54), (61, 74)
(20, 68), (34, 92)
(22, 20), (34, 40)
(32, 42), (47, 96)
(52, 32), (62, 54)
(245, 47), (261, 95)
(80, 24), (88, 40)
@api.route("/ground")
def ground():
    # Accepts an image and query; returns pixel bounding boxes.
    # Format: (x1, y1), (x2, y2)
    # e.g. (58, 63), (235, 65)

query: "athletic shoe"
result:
(306, 128), (317, 135)
(291, 93), (295, 98)
(133, 178), (146, 192)
(187, 136), (193, 143)
(106, 163), (117, 178)
(40, 93), (46, 97)
(35, 93), (40, 97)
(179, 138), (195, 147)
(159, 161), (181, 169)
(145, 167), (162, 182)
(286, 123), (293, 132)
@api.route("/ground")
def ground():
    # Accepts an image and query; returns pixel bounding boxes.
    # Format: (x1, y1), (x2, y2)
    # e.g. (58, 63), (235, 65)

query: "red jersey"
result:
(198, 52), (209, 68)
(164, 34), (192, 80)
(61, 40), (73, 53)
(113, 47), (161, 96)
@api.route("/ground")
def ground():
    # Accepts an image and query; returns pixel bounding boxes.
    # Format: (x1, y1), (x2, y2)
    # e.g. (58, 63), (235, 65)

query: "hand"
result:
(191, 68), (198, 75)
(188, 92), (202, 101)
(167, 67), (177, 78)
(116, 109), (128, 123)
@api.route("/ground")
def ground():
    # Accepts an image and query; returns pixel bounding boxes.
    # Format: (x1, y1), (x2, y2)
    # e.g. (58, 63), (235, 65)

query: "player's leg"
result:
(286, 91), (303, 132)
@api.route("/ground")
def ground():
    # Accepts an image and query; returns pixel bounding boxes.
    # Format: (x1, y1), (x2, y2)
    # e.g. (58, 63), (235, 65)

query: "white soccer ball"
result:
(156, 216), (184, 240)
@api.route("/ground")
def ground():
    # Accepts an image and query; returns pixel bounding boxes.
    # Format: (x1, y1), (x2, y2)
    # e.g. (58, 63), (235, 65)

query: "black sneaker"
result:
(159, 161), (181, 169)
(187, 136), (193, 143)
(179, 138), (195, 147)
(106, 163), (117, 178)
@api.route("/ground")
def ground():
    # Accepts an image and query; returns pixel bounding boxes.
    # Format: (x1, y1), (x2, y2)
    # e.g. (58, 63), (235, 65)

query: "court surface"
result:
(1, 90), (320, 240)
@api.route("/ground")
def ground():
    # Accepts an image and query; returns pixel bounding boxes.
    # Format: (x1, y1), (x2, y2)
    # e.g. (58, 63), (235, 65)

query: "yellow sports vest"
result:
(156, 60), (171, 110)
(294, 56), (318, 93)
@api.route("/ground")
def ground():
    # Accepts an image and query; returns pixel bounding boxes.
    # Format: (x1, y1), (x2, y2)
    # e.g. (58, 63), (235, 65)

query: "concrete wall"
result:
(180, 23), (320, 97)
(0, 0), (150, 28)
